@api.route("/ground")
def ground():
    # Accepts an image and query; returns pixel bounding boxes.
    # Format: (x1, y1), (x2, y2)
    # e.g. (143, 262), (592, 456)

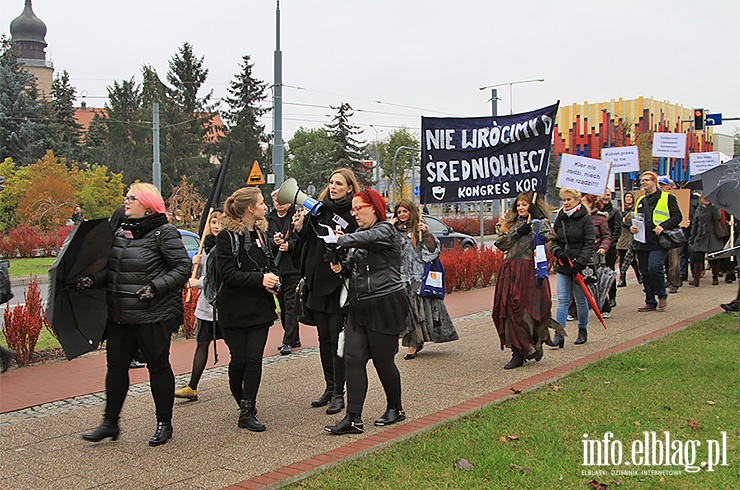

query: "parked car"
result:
(422, 215), (476, 250)
(178, 229), (200, 260)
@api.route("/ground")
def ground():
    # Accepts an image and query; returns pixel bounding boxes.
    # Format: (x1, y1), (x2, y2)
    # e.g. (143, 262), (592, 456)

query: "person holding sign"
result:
(630, 172), (682, 312)
(549, 188), (595, 346)
(492, 192), (561, 368)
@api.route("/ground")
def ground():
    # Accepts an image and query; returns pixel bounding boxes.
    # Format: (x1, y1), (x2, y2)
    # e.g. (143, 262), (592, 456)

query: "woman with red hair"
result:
(324, 189), (411, 435)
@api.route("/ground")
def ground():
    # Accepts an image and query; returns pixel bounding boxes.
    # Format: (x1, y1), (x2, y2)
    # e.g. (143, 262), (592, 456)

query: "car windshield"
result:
(423, 216), (449, 234)
(180, 233), (200, 252)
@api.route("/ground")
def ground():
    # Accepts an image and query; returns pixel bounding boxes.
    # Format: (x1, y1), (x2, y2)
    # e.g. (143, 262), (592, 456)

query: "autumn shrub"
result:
(439, 245), (505, 293)
(440, 216), (499, 236)
(181, 288), (198, 338)
(4, 226), (44, 257)
(2, 276), (49, 365)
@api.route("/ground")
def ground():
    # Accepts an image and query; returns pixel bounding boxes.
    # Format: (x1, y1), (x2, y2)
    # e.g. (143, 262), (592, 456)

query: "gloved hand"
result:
(553, 247), (569, 260)
(76, 275), (94, 290)
(572, 261), (585, 273)
(136, 284), (156, 301)
(516, 222), (532, 236)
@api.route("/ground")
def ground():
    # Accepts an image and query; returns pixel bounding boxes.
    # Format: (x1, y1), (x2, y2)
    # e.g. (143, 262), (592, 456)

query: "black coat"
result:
(601, 201), (622, 251)
(215, 226), (278, 329)
(95, 221), (191, 326)
(550, 205), (596, 274)
(266, 207), (300, 277)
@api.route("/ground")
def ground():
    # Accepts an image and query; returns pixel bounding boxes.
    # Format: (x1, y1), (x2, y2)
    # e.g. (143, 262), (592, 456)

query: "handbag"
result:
(419, 258), (446, 299)
(294, 277), (315, 325)
(714, 219), (730, 240)
(657, 227), (686, 250)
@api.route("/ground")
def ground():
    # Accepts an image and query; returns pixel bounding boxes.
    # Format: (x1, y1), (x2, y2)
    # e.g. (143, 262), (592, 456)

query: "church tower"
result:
(10, 0), (54, 97)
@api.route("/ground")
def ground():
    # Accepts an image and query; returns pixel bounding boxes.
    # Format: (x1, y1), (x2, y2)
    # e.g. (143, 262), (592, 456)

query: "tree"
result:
(0, 36), (45, 165)
(74, 165), (125, 219)
(286, 127), (335, 191)
(166, 175), (204, 230)
(16, 151), (76, 230)
(38, 71), (82, 165)
(221, 54), (269, 198)
(325, 103), (369, 186)
(378, 127), (420, 201)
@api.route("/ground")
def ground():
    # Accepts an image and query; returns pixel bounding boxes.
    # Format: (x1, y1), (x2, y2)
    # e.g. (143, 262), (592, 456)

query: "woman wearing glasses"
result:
(80, 183), (191, 446)
(293, 169), (360, 416)
(324, 189), (410, 435)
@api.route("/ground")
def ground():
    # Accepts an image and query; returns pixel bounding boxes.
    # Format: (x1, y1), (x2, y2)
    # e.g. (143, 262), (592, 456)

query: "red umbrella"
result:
(563, 259), (608, 330)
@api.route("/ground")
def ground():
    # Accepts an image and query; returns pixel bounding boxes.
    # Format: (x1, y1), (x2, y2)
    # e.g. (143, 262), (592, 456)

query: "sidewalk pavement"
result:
(0, 277), (735, 490)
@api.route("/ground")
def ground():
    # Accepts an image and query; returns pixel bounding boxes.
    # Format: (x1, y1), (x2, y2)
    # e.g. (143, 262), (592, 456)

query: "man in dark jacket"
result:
(268, 191), (301, 355)
(601, 189), (622, 307)
(631, 172), (682, 312)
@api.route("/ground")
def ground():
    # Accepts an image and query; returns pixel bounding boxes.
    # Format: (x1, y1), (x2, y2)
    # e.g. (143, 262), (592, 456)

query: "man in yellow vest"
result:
(630, 171), (682, 312)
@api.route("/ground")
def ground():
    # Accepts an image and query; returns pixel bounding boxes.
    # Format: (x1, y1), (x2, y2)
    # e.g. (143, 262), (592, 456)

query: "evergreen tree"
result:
(325, 103), (369, 186)
(0, 36), (45, 165)
(221, 54), (269, 198)
(39, 70), (83, 166)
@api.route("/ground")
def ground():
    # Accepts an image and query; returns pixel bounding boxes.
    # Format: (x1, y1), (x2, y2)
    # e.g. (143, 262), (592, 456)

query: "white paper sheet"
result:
(632, 214), (646, 243)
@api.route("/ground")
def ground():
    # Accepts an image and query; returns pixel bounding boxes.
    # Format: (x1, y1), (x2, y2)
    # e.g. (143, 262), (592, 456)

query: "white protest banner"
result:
(601, 146), (640, 173)
(689, 152), (721, 176)
(557, 154), (611, 195)
(652, 133), (687, 159)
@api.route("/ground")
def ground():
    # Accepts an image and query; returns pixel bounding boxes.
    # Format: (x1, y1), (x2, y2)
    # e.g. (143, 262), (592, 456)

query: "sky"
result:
(2, 0), (739, 147)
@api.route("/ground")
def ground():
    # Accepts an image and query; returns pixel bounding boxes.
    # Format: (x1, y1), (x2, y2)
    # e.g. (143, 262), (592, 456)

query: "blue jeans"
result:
(556, 273), (589, 330)
(637, 249), (668, 307)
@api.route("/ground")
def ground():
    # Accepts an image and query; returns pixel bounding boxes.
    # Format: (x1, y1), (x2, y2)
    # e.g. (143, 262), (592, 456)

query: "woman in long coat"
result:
(392, 200), (457, 360)
(689, 196), (725, 286)
(492, 192), (561, 369)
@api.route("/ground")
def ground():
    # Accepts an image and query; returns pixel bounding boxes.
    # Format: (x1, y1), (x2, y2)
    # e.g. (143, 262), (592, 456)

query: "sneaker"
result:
(129, 360), (146, 369)
(280, 344), (292, 355)
(668, 286), (678, 294)
(174, 386), (198, 401)
(602, 312), (611, 318)
(567, 315), (575, 321)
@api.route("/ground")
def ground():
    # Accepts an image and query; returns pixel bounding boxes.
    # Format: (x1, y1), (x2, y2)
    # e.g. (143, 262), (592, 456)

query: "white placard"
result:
(652, 133), (687, 159)
(689, 152), (721, 176)
(557, 154), (612, 195)
(601, 146), (640, 173)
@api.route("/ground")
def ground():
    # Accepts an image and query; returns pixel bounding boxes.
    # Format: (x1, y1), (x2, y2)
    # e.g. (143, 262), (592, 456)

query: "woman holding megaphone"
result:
(293, 168), (360, 416)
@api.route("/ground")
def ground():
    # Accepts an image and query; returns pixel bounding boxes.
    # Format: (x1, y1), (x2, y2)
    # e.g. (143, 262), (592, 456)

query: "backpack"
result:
(203, 231), (240, 305)
(0, 260), (13, 304)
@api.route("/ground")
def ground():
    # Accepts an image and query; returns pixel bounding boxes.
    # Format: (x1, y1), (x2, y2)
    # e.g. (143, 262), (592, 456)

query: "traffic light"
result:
(694, 109), (704, 131)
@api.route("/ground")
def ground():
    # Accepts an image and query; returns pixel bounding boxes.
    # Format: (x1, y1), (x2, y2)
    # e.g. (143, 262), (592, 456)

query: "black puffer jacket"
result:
(338, 221), (405, 302)
(96, 218), (191, 325)
(550, 205), (596, 274)
(215, 219), (278, 329)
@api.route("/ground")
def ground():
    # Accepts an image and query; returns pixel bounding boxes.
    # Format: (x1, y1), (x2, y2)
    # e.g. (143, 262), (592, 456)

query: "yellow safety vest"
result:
(634, 191), (671, 225)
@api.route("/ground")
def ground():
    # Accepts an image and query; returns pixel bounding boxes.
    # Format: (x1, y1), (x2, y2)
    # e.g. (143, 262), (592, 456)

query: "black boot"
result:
(311, 387), (333, 408)
(325, 413), (364, 435)
(547, 332), (565, 349)
(238, 400), (265, 432)
(720, 300), (740, 312)
(82, 419), (119, 442)
(374, 406), (406, 426)
(616, 276), (627, 288)
(148, 421), (173, 446)
(527, 344), (543, 362)
(574, 329), (588, 345)
(0, 346), (15, 373)
(326, 393), (345, 415)
(504, 351), (524, 369)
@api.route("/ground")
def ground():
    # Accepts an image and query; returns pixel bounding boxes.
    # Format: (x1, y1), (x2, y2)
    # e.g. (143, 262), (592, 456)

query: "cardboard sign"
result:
(633, 189), (691, 228)
(689, 152), (721, 176)
(557, 154), (612, 195)
(247, 160), (265, 185)
(601, 146), (640, 173)
(652, 133), (687, 159)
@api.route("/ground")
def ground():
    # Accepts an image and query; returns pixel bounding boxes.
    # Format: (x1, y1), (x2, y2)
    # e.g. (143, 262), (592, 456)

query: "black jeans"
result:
(276, 273), (301, 346)
(344, 325), (402, 414)
(104, 322), (174, 423)
(222, 324), (270, 402)
(312, 309), (346, 396)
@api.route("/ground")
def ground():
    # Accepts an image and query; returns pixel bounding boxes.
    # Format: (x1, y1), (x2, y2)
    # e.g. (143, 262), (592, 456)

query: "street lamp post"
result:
(392, 146), (419, 207)
(478, 78), (545, 115)
(370, 124), (382, 190)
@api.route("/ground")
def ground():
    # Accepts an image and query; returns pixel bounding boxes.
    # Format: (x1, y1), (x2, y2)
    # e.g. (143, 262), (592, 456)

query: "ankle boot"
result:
(616, 276), (627, 288)
(574, 329), (588, 345)
(326, 393), (345, 415)
(504, 351), (524, 369)
(82, 419), (119, 442)
(148, 421), (173, 446)
(238, 399), (265, 432)
(325, 413), (364, 435)
(547, 332), (565, 349)
(311, 386), (333, 408)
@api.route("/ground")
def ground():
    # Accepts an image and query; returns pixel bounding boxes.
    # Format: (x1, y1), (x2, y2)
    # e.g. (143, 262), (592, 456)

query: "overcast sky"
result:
(3, 0), (739, 145)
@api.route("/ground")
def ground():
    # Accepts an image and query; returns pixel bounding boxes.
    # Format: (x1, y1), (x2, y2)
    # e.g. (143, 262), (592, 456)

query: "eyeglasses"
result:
(123, 195), (138, 204)
(350, 204), (371, 214)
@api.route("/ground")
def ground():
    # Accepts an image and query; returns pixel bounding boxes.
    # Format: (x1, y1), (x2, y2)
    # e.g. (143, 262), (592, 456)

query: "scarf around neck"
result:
(122, 213), (169, 239)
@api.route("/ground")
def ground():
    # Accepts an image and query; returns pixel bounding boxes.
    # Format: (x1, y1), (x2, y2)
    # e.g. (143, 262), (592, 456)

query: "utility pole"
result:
(271, 1), (285, 186)
(152, 102), (161, 192)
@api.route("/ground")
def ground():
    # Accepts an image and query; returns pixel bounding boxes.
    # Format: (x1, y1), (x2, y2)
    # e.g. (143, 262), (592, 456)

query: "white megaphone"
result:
(276, 178), (324, 216)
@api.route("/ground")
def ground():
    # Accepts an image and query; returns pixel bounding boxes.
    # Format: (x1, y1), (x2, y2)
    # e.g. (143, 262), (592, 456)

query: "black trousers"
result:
(276, 273), (301, 346)
(344, 325), (402, 414)
(605, 247), (618, 302)
(312, 310), (346, 396)
(222, 324), (270, 402)
(104, 322), (174, 423)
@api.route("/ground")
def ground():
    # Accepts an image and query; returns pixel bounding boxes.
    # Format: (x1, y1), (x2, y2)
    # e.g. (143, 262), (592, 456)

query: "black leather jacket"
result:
(337, 221), (404, 302)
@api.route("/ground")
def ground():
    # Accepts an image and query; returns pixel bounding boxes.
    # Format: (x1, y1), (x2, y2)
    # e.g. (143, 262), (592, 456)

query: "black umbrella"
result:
(688, 157), (740, 218)
(47, 219), (113, 360)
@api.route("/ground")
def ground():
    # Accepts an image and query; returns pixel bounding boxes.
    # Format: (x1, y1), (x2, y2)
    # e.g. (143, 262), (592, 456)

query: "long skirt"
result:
(492, 257), (554, 359)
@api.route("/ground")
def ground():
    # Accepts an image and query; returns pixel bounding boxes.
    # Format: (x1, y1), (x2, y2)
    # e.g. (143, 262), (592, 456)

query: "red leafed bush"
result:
(439, 216), (499, 236)
(2, 276), (49, 365)
(4, 226), (45, 257)
(181, 288), (198, 338)
(477, 246), (504, 287)
(439, 245), (505, 293)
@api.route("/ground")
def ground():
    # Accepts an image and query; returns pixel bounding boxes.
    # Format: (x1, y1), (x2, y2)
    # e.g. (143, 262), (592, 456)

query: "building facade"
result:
(9, 0), (54, 98)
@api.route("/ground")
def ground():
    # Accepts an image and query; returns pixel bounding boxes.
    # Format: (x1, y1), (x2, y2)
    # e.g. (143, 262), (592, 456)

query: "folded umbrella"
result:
(47, 219), (113, 360)
(565, 259), (608, 330)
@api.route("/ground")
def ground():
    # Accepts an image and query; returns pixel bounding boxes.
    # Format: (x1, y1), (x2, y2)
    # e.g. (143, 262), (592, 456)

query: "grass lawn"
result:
(292, 313), (740, 489)
(1, 327), (61, 352)
(6, 257), (55, 279)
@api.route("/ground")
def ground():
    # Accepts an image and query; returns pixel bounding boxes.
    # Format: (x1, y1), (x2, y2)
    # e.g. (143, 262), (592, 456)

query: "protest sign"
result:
(601, 146), (639, 173)
(557, 154), (611, 195)
(689, 152), (721, 176)
(652, 133), (687, 159)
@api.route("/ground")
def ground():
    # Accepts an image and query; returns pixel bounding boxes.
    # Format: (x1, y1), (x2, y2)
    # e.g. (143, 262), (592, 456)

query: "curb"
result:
(9, 275), (48, 287)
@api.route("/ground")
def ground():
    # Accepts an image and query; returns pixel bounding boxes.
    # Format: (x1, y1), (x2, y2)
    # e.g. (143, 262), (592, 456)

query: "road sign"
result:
(414, 185), (420, 196)
(705, 113), (722, 126)
(247, 161), (265, 185)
